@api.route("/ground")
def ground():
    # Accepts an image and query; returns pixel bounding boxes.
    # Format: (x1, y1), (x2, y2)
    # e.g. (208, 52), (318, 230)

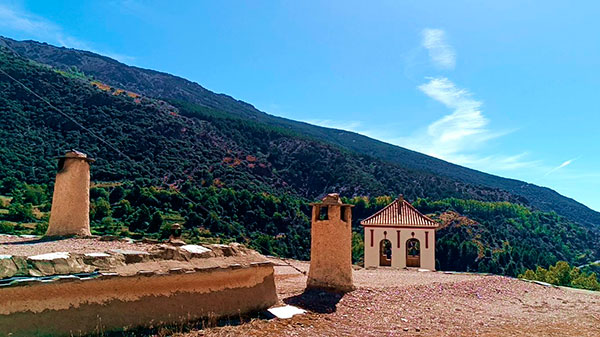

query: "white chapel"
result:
(361, 196), (439, 270)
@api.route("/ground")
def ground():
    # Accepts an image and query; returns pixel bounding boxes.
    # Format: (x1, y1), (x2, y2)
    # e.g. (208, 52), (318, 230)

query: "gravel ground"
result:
(179, 259), (600, 337)
(2, 240), (598, 336)
(0, 235), (156, 256)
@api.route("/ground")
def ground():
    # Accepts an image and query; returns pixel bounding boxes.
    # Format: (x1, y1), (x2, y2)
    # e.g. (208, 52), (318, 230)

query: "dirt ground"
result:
(0, 235), (156, 256)
(179, 259), (600, 337)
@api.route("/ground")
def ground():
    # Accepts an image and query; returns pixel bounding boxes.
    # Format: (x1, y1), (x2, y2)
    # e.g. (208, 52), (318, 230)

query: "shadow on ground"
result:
(283, 288), (345, 313)
(0, 236), (65, 245)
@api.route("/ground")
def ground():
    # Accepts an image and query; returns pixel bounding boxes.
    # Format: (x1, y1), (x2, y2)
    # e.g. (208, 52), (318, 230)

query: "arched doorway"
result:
(406, 239), (420, 267)
(379, 239), (392, 266)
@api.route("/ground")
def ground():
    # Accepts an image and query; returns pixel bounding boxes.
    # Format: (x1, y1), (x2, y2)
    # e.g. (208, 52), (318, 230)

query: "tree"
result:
(22, 184), (47, 205)
(0, 222), (14, 234)
(571, 272), (600, 291)
(351, 232), (364, 265)
(0, 177), (20, 194)
(92, 198), (111, 221)
(519, 261), (600, 291)
(129, 205), (151, 232)
(7, 202), (35, 222)
(90, 187), (109, 200)
(184, 212), (203, 228)
(34, 222), (48, 235)
(112, 199), (132, 218)
(109, 185), (125, 204)
(252, 234), (275, 256)
(147, 211), (164, 233)
(546, 261), (572, 286)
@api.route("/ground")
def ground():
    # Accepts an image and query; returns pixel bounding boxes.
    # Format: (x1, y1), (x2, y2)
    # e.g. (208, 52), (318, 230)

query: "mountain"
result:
(1, 38), (599, 276)
(0, 44), (526, 203)
(1, 36), (597, 229)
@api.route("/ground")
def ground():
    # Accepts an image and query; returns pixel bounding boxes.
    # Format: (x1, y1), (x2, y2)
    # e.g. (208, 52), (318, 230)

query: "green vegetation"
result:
(519, 261), (600, 291)
(1, 46), (524, 204)
(3, 36), (598, 228)
(1, 41), (599, 290)
(2, 178), (597, 287)
(0, 178), (311, 259)
(412, 198), (598, 277)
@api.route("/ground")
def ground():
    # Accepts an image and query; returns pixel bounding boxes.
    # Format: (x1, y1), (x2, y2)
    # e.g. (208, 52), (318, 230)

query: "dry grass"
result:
(0, 196), (11, 208)
(0, 236), (157, 256)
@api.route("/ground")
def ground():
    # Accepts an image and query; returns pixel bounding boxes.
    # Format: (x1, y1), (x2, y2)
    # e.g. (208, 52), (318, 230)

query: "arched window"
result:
(379, 239), (392, 266)
(406, 238), (420, 267)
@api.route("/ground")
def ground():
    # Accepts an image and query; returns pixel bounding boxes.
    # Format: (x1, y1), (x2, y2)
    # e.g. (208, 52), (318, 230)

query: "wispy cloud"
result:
(544, 158), (577, 176)
(449, 153), (542, 171)
(0, 3), (134, 63)
(387, 77), (543, 173)
(398, 77), (501, 157)
(398, 30), (538, 173)
(303, 119), (363, 133)
(422, 28), (456, 70)
(0, 5), (53, 34)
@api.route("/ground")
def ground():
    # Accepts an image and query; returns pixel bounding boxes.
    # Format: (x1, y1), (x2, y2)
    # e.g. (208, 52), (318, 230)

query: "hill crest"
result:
(0, 35), (598, 228)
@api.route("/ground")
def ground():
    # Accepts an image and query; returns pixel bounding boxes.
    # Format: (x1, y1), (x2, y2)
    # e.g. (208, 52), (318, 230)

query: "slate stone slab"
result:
(109, 249), (150, 264)
(181, 244), (213, 258)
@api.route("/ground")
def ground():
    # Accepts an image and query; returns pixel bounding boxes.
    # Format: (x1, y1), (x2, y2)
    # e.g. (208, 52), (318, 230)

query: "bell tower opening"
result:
(406, 238), (421, 268)
(379, 239), (392, 266)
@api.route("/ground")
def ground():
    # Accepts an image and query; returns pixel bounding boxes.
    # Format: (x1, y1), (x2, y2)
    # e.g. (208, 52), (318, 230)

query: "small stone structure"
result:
(0, 240), (277, 336)
(361, 196), (439, 270)
(46, 150), (94, 237)
(307, 193), (354, 292)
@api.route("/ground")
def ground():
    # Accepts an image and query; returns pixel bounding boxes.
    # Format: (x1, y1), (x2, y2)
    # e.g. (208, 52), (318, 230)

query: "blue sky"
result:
(1, 1), (599, 211)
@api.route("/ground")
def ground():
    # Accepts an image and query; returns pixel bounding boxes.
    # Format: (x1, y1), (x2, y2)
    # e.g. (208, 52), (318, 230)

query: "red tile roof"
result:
(360, 198), (438, 228)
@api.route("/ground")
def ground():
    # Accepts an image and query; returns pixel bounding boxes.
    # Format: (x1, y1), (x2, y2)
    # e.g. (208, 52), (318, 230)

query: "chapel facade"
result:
(361, 196), (439, 270)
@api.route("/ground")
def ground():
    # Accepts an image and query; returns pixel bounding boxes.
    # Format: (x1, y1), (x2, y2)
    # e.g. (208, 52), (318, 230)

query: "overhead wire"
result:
(0, 51), (226, 227)
(0, 47), (306, 271)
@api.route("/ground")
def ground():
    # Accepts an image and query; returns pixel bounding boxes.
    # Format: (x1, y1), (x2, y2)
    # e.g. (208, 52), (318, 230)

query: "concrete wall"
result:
(0, 264), (277, 336)
(47, 152), (92, 237)
(364, 227), (436, 270)
(307, 203), (354, 292)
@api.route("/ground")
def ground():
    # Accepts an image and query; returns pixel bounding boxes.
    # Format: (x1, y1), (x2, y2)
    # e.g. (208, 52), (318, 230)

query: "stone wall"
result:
(0, 241), (278, 336)
(0, 263), (276, 336)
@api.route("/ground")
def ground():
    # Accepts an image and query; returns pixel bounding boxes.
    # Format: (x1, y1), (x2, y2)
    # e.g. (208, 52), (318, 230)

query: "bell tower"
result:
(307, 193), (355, 292)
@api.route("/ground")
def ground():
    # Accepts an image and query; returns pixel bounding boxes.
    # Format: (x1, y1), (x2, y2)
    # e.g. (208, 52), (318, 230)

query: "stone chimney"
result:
(46, 150), (95, 237)
(307, 193), (355, 292)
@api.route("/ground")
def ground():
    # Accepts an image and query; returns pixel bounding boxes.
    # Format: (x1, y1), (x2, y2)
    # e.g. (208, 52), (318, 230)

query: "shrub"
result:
(520, 261), (600, 291)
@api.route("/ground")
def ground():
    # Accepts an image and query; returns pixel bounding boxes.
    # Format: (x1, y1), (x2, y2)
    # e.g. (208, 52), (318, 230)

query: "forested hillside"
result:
(0, 48), (522, 203)
(1, 178), (598, 280)
(1, 36), (598, 228)
(0, 41), (599, 283)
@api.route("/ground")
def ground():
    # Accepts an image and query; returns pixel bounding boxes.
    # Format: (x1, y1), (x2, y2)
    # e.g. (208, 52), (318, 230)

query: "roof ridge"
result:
(359, 197), (402, 224)
(402, 199), (437, 224)
(360, 198), (438, 227)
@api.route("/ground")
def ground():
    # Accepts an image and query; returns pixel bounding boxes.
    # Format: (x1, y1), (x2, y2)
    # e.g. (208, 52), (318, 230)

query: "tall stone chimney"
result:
(307, 193), (355, 292)
(46, 150), (95, 237)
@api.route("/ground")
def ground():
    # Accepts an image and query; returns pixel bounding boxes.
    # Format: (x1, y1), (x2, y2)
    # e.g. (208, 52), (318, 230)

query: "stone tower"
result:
(46, 150), (95, 237)
(307, 193), (354, 292)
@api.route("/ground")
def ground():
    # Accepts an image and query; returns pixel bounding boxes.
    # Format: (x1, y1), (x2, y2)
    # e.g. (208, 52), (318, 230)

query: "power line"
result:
(0, 68), (134, 161)
(0, 62), (226, 227)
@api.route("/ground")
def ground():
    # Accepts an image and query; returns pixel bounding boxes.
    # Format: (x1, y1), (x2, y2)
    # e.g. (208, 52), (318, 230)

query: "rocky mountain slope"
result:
(0, 46), (522, 204)
(1, 36), (596, 228)
(1, 41), (599, 274)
